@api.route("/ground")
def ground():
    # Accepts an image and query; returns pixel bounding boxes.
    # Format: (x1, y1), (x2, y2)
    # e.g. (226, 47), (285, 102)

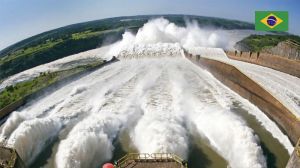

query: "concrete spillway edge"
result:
(185, 53), (300, 168)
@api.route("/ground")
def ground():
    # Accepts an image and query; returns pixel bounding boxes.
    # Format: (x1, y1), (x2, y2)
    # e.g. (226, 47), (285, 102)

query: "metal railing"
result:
(115, 153), (188, 168)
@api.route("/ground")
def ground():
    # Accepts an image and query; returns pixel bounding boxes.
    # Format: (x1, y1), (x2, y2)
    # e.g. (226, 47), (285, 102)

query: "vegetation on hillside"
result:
(0, 39), (63, 64)
(235, 34), (300, 52)
(0, 29), (123, 80)
(0, 61), (103, 109)
(0, 15), (254, 80)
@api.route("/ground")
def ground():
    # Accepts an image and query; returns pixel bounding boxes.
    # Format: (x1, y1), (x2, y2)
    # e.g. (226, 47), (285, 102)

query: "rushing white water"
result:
(233, 61), (300, 118)
(0, 52), (290, 168)
(0, 18), (294, 168)
(187, 47), (294, 153)
(6, 118), (62, 164)
(118, 43), (183, 59)
(0, 18), (259, 91)
(105, 17), (258, 58)
(188, 46), (300, 118)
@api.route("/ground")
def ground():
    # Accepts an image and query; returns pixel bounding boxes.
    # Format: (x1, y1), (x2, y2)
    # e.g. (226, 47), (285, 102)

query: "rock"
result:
(262, 40), (300, 60)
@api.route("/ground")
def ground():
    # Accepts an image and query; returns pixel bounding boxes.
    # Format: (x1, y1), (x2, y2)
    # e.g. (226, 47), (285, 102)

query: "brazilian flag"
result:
(255, 11), (288, 31)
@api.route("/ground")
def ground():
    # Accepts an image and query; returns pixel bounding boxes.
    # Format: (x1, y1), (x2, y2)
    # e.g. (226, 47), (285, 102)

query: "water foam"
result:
(6, 118), (62, 164)
(55, 114), (116, 168)
(106, 18), (252, 58)
(131, 63), (189, 158)
(165, 60), (267, 168)
(118, 43), (183, 59)
(0, 18), (293, 168)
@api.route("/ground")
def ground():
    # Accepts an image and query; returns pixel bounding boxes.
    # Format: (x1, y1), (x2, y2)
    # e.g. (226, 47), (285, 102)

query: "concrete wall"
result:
(0, 98), (26, 119)
(226, 51), (300, 78)
(186, 53), (300, 145)
(0, 146), (25, 168)
(286, 140), (300, 168)
(186, 53), (300, 167)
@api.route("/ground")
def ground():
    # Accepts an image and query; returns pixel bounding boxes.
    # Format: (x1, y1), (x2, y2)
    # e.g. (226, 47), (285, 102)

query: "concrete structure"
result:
(185, 52), (300, 168)
(226, 50), (300, 78)
(0, 146), (25, 168)
(286, 139), (300, 168)
(1, 50), (299, 167)
(186, 53), (300, 144)
(0, 98), (26, 120)
(115, 153), (187, 168)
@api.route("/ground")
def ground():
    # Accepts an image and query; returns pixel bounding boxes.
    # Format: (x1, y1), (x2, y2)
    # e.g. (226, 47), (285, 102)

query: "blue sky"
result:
(0, 0), (299, 50)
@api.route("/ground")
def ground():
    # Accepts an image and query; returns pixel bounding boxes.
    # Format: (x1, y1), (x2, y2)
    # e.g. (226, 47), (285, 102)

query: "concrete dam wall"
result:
(226, 51), (300, 78)
(286, 140), (300, 168)
(186, 54), (300, 145)
(185, 53), (300, 168)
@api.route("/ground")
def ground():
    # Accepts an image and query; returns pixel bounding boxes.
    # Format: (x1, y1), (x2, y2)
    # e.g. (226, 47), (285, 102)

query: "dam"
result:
(0, 43), (299, 168)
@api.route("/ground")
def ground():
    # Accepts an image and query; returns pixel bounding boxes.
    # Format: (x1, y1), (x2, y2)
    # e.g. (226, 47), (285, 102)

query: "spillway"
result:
(0, 44), (293, 168)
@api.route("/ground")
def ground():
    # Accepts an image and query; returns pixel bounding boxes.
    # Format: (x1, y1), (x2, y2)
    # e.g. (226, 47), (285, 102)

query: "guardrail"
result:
(115, 153), (187, 168)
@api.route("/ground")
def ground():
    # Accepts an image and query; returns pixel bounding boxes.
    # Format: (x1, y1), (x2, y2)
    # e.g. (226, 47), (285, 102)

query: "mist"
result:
(106, 17), (248, 58)
(0, 18), (293, 168)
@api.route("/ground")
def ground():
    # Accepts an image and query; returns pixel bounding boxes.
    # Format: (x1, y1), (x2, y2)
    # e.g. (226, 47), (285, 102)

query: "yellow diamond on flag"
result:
(260, 13), (283, 29)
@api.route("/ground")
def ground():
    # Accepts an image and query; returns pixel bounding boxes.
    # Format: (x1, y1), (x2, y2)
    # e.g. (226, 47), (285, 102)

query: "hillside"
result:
(235, 34), (300, 60)
(0, 60), (103, 109)
(235, 35), (300, 50)
(0, 15), (254, 80)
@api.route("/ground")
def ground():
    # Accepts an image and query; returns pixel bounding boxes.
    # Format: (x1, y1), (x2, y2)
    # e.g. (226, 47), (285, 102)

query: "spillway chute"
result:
(117, 43), (185, 60)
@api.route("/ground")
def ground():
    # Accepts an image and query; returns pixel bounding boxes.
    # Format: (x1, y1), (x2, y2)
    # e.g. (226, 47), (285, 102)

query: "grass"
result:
(0, 27), (121, 65)
(0, 61), (103, 109)
(0, 72), (58, 108)
(0, 39), (63, 65)
(237, 34), (300, 52)
(71, 28), (123, 40)
(0, 28), (123, 79)
(0, 27), (121, 64)
(0, 27), (124, 65)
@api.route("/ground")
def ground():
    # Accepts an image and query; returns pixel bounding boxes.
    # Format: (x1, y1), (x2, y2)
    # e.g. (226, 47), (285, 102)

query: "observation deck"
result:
(114, 153), (188, 168)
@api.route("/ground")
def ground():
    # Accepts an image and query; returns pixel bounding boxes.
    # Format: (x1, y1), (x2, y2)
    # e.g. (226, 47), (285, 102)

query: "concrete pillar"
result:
(0, 146), (25, 168)
(286, 139), (300, 168)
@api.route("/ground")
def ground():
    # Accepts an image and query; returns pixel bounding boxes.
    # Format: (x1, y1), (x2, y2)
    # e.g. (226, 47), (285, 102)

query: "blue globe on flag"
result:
(267, 16), (277, 26)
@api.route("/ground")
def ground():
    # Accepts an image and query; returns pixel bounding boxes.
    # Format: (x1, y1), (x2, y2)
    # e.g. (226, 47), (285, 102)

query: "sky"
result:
(0, 0), (299, 50)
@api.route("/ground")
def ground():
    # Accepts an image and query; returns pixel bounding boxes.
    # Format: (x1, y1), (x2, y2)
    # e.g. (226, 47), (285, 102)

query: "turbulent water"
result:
(188, 46), (300, 118)
(0, 52), (292, 168)
(0, 18), (294, 168)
